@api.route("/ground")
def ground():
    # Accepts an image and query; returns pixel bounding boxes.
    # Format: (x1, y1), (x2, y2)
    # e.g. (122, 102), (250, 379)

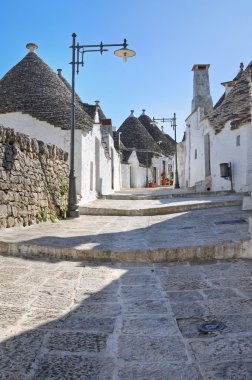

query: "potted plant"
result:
(169, 171), (174, 186)
(148, 181), (156, 188)
(161, 171), (167, 186)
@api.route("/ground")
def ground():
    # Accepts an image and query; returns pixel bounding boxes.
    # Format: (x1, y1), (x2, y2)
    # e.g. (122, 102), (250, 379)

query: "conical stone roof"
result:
(0, 52), (93, 130)
(118, 111), (162, 166)
(208, 62), (251, 133)
(138, 110), (176, 155)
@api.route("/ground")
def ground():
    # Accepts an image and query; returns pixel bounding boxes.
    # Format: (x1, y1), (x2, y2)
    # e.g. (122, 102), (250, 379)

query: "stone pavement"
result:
(1, 255), (252, 379)
(0, 206), (251, 262)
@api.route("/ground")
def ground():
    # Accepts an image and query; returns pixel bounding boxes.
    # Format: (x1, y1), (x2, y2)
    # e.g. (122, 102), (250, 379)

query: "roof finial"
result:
(95, 100), (100, 106)
(240, 62), (244, 71)
(57, 69), (62, 76)
(142, 109), (146, 115)
(26, 43), (38, 52)
(130, 110), (135, 117)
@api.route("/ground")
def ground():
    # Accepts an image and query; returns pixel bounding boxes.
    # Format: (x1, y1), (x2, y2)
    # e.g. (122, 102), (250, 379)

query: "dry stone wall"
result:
(0, 126), (69, 228)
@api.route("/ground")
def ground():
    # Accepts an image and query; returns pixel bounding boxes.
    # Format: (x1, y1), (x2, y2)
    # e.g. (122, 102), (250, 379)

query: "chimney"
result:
(191, 64), (213, 115)
(57, 69), (62, 77)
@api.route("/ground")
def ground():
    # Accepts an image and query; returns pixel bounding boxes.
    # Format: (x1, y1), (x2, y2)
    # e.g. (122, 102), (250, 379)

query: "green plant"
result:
(161, 171), (166, 180)
(170, 171), (174, 180)
(59, 178), (68, 196)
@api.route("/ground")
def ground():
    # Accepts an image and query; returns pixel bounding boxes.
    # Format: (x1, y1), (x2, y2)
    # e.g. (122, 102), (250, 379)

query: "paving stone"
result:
(202, 261), (252, 278)
(165, 290), (204, 303)
(202, 361), (252, 379)
(171, 301), (208, 318)
(123, 299), (169, 315)
(74, 291), (118, 303)
(0, 330), (44, 373)
(211, 277), (252, 288)
(121, 285), (162, 299)
(160, 274), (210, 291)
(120, 274), (157, 284)
(236, 287), (252, 298)
(45, 331), (108, 352)
(189, 335), (252, 362)
(117, 363), (203, 380)
(0, 292), (34, 307)
(118, 335), (187, 362)
(33, 355), (114, 380)
(202, 288), (239, 299)
(0, 306), (26, 327)
(55, 315), (116, 333)
(122, 316), (179, 336)
(205, 298), (252, 315)
(76, 302), (121, 316)
(20, 308), (64, 329)
(31, 294), (72, 310)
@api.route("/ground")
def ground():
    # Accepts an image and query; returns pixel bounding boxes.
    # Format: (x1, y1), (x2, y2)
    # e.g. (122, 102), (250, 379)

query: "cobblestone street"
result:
(1, 255), (252, 379)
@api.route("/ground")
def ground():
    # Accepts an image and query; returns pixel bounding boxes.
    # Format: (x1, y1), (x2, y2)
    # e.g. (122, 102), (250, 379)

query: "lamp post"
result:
(152, 113), (180, 189)
(68, 33), (136, 218)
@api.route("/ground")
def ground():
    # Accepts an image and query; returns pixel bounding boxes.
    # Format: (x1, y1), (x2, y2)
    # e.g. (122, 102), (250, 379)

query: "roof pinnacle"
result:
(26, 43), (38, 52)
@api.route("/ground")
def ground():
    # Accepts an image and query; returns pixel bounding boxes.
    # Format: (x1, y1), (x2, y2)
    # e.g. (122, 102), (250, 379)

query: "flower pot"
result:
(169, 180), (173, 186)
(149, 182), (155, 188)
(161, 179), (167, 186)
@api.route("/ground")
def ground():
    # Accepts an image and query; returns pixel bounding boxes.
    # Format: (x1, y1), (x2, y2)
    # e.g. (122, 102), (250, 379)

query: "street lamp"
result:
(68, 33), (136, 218)
(152, 113), (180, 189)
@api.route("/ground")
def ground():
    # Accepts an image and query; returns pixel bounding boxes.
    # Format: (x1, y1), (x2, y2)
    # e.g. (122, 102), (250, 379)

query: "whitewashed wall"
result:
(177, 141), (186, 188)
(121, 164), (131, 188)
(184, 107), (252, 192)
(210, 121), (251, 192)
(0, 112), (121, 202)
(0, 112), (68, 150)
(184, 108), (206, 188)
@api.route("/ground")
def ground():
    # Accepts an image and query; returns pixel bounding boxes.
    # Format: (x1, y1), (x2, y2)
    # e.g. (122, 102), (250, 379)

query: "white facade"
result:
(0, 112), (120, 202)
(183, 107), (252, 192)
(120, 150), (173, 189)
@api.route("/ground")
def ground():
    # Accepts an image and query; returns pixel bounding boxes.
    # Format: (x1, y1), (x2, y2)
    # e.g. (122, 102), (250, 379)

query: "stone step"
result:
(0, 239), (250, 263)
(79, 196), (243, 216)
(103, 190), (244, 201)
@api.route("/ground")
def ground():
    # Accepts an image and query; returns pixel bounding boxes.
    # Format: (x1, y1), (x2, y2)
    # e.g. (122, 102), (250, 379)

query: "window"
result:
(236, 135), (240, 146)
(195, 149), (197, 159)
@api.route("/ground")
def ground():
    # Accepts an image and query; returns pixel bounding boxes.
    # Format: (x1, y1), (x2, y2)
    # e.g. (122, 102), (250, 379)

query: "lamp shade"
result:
(114, 48), (136, 62)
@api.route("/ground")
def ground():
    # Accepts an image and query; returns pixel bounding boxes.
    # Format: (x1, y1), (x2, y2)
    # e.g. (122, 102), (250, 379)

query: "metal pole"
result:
(146, 151), (149, 187)
(173, 113), (180, 189)
(68, 33), (80, 218)
(229, 162), (233, 192)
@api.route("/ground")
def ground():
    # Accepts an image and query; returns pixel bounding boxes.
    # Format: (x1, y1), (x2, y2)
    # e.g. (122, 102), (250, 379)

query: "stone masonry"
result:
(0, 126), (69, 228)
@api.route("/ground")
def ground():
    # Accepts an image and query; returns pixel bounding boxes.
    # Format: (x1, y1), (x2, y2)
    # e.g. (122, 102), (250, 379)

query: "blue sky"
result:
(1, 0), (252, 141)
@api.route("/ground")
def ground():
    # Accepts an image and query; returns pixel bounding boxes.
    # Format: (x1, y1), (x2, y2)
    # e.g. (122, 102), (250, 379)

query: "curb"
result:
(80, 200), (242, 216)
(0, 239), (250, 263)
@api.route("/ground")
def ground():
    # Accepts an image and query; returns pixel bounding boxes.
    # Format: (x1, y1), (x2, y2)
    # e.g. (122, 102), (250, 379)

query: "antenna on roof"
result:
(26, 43), (38, 52)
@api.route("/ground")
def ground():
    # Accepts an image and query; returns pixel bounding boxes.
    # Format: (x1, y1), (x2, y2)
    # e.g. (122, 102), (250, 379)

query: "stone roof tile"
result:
(0, 52), (93, 130)
(118, 113), (162, 166)
(138, 112), (176, 155)
(208, 63), (251, 133)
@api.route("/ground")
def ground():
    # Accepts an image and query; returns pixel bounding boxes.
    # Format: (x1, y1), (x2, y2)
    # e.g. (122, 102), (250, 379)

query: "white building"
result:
(0, 44), (120, 203)
(182, 62), (252, 193)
